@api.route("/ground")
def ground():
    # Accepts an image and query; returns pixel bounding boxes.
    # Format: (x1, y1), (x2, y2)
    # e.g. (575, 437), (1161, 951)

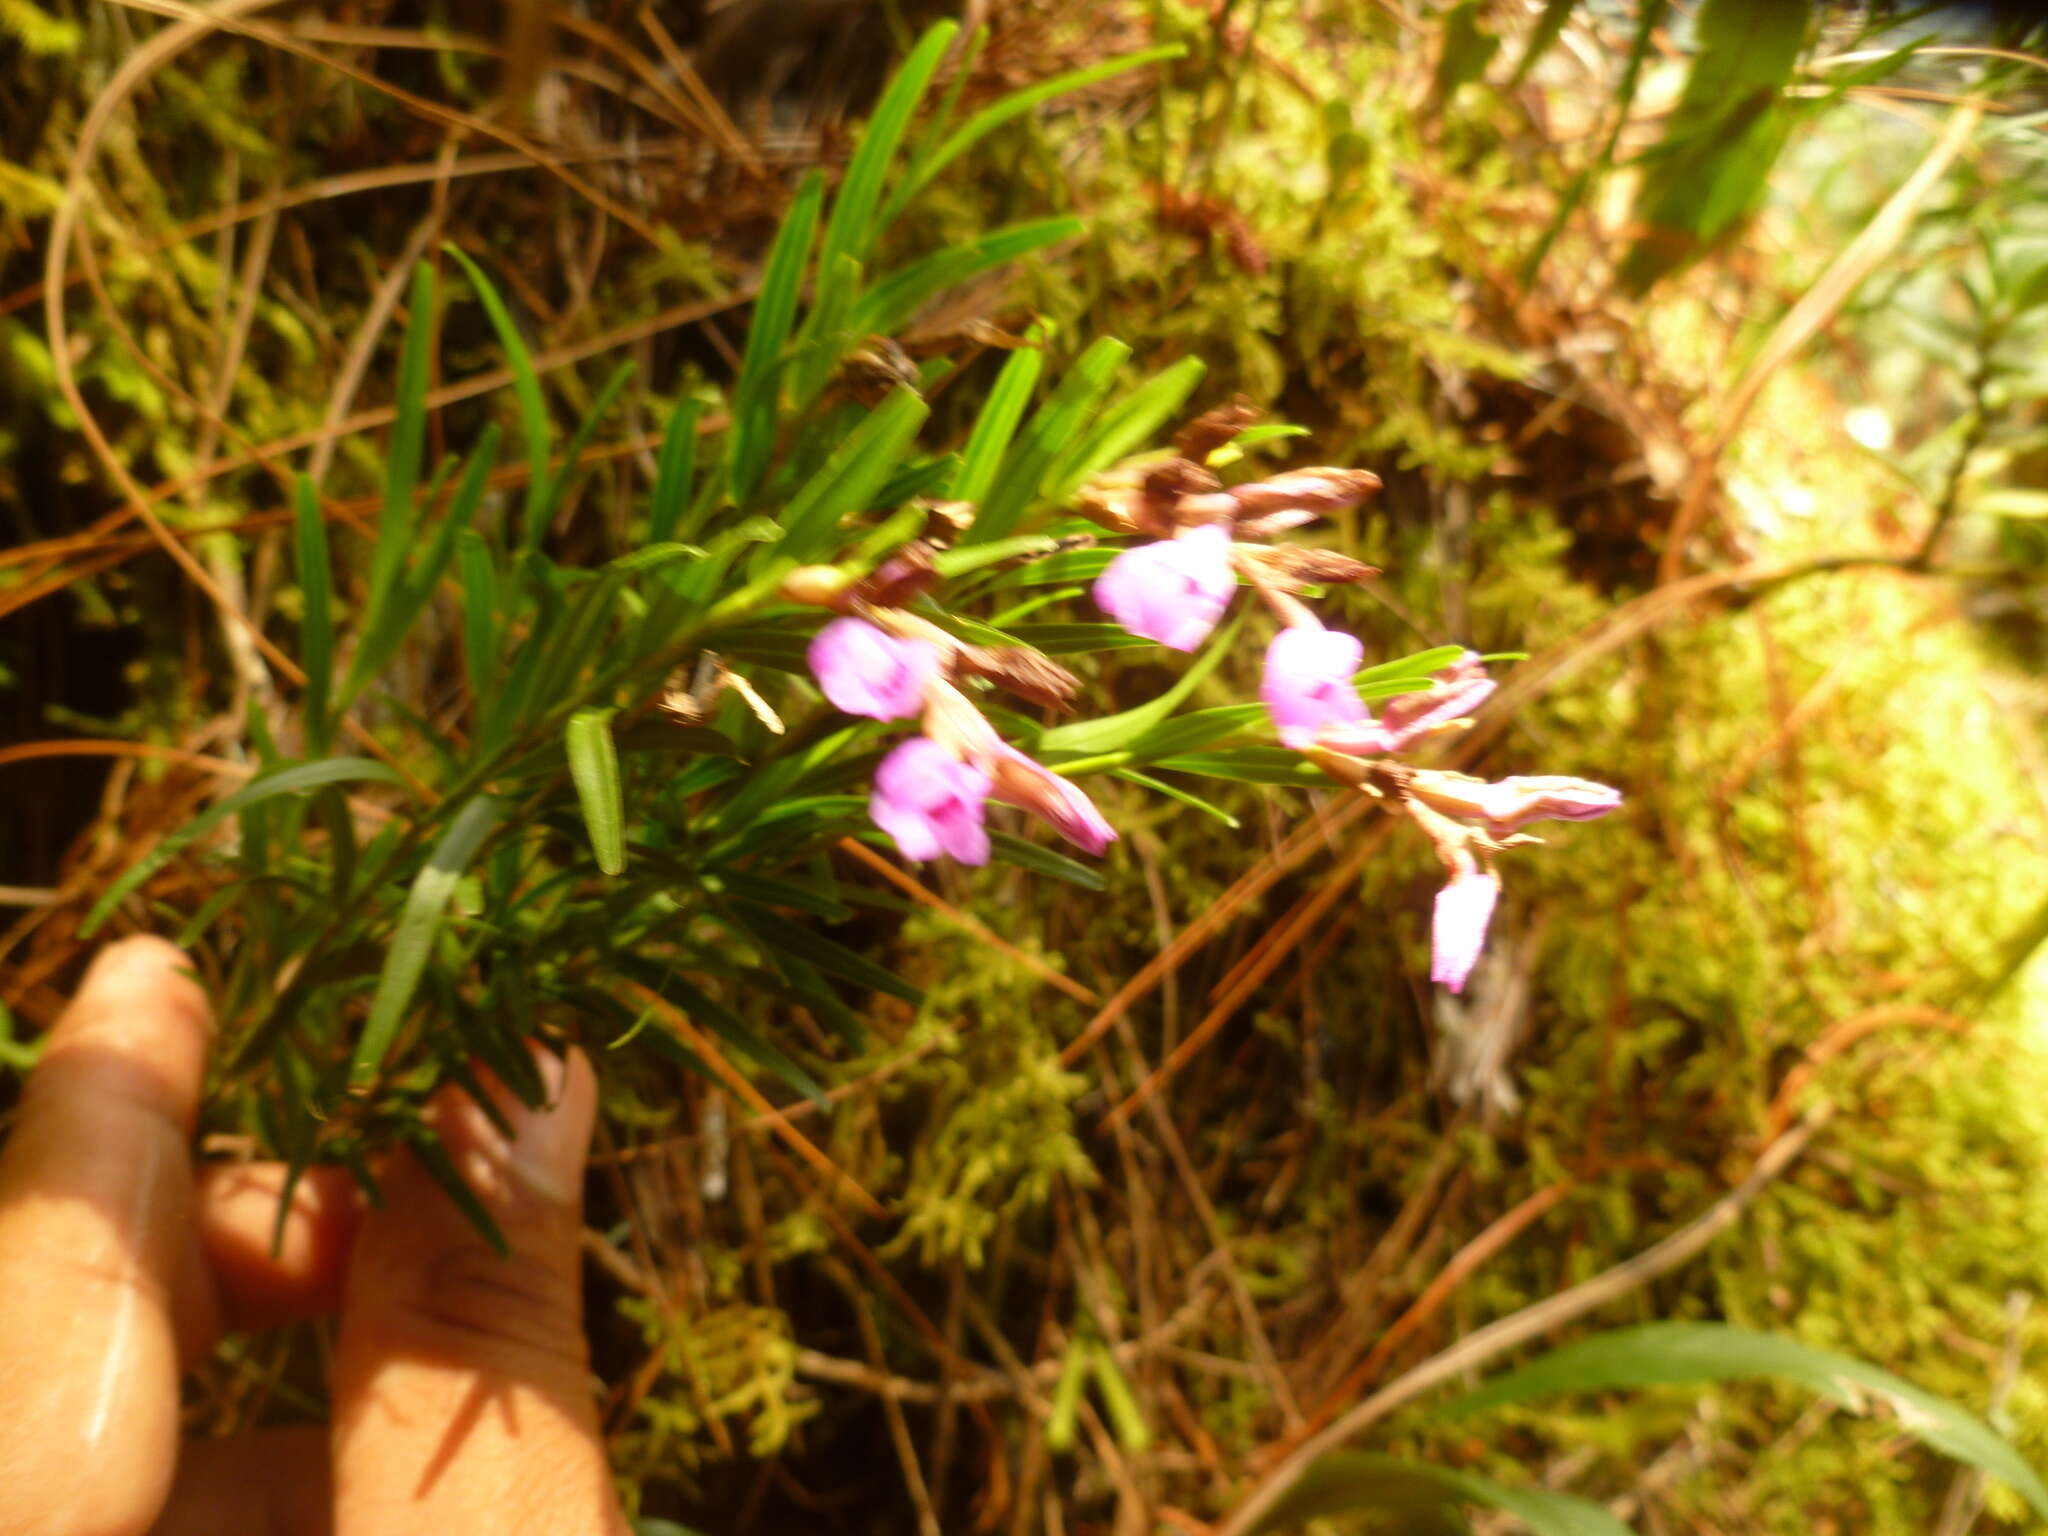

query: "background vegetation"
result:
(8, 1), (2048, 1532)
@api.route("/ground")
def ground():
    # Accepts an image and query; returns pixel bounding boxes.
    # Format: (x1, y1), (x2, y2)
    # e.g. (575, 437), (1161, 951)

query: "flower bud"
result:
(781, 565), (857, 607)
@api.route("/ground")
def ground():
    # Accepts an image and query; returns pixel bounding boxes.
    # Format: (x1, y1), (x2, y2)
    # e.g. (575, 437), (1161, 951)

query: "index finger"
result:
(0, 935), (211, 1536)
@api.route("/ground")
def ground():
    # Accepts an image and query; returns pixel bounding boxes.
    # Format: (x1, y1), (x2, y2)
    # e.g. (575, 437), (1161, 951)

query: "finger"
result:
(0, 935), (210, 1536)
(150, 1426), (332, 1536)
(332, 1048), (628, 1536)
(193, 1162), (361, 1338)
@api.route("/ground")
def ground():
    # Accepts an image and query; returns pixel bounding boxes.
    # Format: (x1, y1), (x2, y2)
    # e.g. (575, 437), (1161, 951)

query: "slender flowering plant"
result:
(796, 397), (1622, 993)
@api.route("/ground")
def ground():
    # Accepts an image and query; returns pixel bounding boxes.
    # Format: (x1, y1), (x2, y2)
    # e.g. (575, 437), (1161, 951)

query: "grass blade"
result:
(776, 385), (931, 562)
(444, 245), (551, 542)
(818, 22), (957, 276)
(950, 332), (1045, 505)
(292, 473), (334, 754)
(457, 528), (497, 702)
(83, 758), (406, 937)
(526, 357), (635, 551)
(731, 170), (825, 505)
(962, 336), (1130, 546)
(853, 218), (1082, 338)
(369, 264), (437, 616)
(1042, 354), (1206, 501)
(648, 396), (704, 544)
(880, 44), (1185, 228)
(566, 708), (626, 875)
(350, 795), (507, 1087)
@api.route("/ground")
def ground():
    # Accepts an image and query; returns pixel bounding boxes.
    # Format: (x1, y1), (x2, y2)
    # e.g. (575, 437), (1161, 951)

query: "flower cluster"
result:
(795, 403), (1620, 991)
(807, 614), (1115, 867)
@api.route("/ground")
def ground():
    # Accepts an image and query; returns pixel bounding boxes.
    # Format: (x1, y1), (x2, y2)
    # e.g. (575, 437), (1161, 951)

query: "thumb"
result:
(331, 1048), (627, 1536)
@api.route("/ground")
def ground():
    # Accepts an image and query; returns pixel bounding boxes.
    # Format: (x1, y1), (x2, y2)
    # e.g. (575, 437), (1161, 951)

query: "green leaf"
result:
(456, 529), (498, 703)
(526, 357), (634, 550)
(1358, 644), (1470, 686)
(776, 385), (931, 562)
(986, 831), (1106, 890)
(369, 264), (437, 616)
(292, 475), (335, 755)
(84, 759), (406, 936)
(351, 796), (507, 1087)
(1042, 355), (1206, 503)
(405, 1125), (510, 1258)
(1432, 0), (1501, 102)
(881, 44), (1185, 227)
(853, 220), (1082, 338)
(1113, 769), (1240, 827)
(726, 901), (922, 1004)
(1253, 1452), (1628, 1536)
(566, 709), (626, 876)
(1618, 0), (1810, 294)
(641, 968), (826, 1105)
(1448, 1322), (2048, 1519)
(648, 396), (704, 544)
(950, 334), (1046, 506)
(929, 534), (1059, 579)
(963, 337), (1131, 546)
(1510, 0), (1577, 87)
(818, 21), (957, 275)
(444, 246), (550, 544)
(1002, 622), (1153, 656)
(343, 424), (502, 709)
(789, 251), (863, 411)
(731, 169), (825, 505)
(1038, 615), (1243, 753)
(1154, 748), (1330, 787)
(1045, 1337), (1089, 1455)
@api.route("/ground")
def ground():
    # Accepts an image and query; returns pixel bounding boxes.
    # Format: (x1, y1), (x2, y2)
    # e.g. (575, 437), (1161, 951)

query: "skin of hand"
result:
(0, 934), (633, 1536)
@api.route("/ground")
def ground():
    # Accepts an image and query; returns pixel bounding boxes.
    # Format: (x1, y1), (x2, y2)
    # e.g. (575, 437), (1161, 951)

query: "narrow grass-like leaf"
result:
(1446, 1322), (2048, 1518)
(1043, 354), (1206, 502)
(1002, 622), (1153, 655)
(1045, 1339), (1089, 1454)
(880, 44), (1185, 227)
(350, 795), (506, 1087)
(648, 396), (703, 544)
(643, 968), (826, 1104)
(1252, 1452), (1631, 1536)
(369, 264), (437, 614)
(1038, 615), (1241, 753)
(731, 170), (824, 504)
(727, 901), (922, 1003)
(1154, 748), (1330, 787)
(987, 831), (1105, 890)
(293, 474), (334, 754)
(405, 1126), (510, 1257)
(1357, 644), (1470, 686)
(951, 336), (1045, 505)
(853, 218), (1082, 338)
(964, 337), (1130, 546)
(84, 758), (405, 937)
(444, 246), (551, 540)
(930, 535), (1060, 579)
(527, 357), (635, 550)
(1113, 769), (1240, 828)
(818, 22), (956, 277)
(789, 251), (863, 411)
(777, 385), (931, 561)
(343, 424), (501, 709)
(457, 529), (497, 702)
(566, 709), (626, 875)
(1510, 0), (1578, 86)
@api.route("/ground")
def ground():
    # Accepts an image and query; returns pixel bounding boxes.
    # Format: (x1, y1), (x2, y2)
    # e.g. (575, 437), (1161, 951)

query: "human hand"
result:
(0, 935), (631, 1536)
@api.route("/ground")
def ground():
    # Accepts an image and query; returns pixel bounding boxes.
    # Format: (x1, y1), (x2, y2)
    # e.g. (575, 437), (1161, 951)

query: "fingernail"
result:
(501, 1048), (586, 1209)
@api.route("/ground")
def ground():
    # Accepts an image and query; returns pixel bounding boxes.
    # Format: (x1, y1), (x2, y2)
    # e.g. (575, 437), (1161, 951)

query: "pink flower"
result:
(868, 737), (992, 864)
(808, 617), (941, 721)
(1431, 864), (1501, 994)
(989, 744), (1118, 856)
(1093, 524), (1236, 651)
(1261, 625), (1367, 748)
